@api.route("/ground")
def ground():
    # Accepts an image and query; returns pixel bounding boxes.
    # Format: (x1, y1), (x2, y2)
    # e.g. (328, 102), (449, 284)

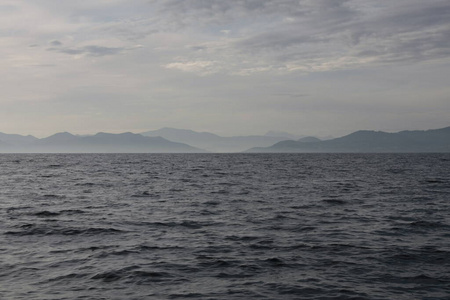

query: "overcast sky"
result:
(1, 0), (449, 137)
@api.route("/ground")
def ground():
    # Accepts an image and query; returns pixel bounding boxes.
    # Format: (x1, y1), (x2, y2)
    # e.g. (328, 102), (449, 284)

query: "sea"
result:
(0, 153), (449, 300)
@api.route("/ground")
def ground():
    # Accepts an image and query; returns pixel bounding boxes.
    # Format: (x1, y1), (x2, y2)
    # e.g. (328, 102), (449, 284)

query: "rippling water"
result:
(1, 153), (449, 299)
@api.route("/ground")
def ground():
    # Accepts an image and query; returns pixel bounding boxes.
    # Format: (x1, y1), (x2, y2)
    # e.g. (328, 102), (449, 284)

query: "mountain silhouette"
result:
(0, 132), (38, 146)
(298, 136), (322, 143)
(247, 127), (450, 153)
(141, 127), (294, 152)
(1, 132), (205, 153)
(264, 131), (303, 140)
(1, 126), (448, 153)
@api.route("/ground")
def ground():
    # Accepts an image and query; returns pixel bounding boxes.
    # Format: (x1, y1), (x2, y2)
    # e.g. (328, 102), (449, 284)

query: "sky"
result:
(1, 0), (449, 138)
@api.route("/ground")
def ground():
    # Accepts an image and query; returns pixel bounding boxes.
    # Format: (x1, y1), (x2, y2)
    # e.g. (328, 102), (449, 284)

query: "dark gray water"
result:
(1, 153), (449, 299)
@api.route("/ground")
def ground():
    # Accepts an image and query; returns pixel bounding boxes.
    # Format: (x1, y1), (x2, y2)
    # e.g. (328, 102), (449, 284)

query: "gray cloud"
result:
(83, 45), (125, 56)
(1, 0), (449, 137)
(27, 0), (450, 74)
(50, 40), (62, 46)
(271, 93), (309, 98)
(235, 32), (330, 52)
(154, 0), (450, 74)
(47, 45), (126, 57)
(157, 0), (354, 25)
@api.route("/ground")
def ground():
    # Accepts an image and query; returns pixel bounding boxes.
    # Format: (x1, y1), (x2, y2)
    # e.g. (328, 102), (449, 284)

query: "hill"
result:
(141, 127), (293, 152)
(298, 136), (322, 143)
(0, 132), (38, 146)
(3, 132), (205, 153)
(246, 127), (450, 153)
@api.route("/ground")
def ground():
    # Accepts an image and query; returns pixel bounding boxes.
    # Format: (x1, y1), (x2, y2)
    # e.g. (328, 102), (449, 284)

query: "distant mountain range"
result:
(0, 126), (448, 153)
(140, 127), (294, 152)
(247, 127), (450, 153)
(264, 131), (303, 140)
(0, 132), (204, 153)
(0, 132), (38, 146)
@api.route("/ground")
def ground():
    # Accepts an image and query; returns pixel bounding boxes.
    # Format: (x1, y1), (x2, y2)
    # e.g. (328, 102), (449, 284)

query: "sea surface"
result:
(0, 153), (449, 300)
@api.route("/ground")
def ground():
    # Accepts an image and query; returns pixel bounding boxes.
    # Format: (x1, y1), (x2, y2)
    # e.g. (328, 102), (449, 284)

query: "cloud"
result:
(0, 0), (449, 137)
(165, 60), (218, 76)
(272, 93), (309, 98)
(47, 45), (131, 57)
(49, 40), (62, 46)
(7, 0), (449, 75)
(154, 0), (450, 75)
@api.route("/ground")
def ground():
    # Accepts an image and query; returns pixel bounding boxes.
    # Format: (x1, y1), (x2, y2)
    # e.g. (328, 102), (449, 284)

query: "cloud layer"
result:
(157, 0), (450, 74)
(0, 0), (449, 136)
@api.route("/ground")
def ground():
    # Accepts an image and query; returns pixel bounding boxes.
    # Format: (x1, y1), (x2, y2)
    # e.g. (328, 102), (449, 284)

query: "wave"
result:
(5, 224), (125, 236)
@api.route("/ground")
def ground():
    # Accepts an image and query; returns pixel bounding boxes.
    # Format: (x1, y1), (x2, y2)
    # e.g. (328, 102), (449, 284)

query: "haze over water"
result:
(1, 153), (449, 299)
